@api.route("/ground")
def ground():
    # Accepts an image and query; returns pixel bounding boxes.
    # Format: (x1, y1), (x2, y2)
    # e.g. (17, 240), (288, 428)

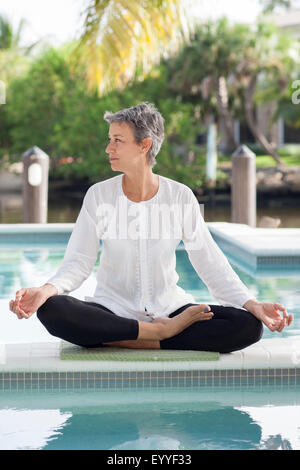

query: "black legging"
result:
(36, 295), (263, 353)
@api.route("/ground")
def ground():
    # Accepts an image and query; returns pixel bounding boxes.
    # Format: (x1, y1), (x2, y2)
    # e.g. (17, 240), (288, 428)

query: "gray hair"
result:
(103, 102), (165, 168)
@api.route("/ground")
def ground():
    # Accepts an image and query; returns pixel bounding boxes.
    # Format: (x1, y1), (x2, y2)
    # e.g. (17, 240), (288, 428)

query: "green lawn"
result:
(256, 155), (300, 167)
(216, 143), (300, 168)
(218, 154), (300, 168)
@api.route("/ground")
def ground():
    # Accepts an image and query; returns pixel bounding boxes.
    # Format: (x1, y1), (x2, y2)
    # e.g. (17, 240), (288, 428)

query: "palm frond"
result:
(71, 0), (194, 96)
(0, 15), (13, 50)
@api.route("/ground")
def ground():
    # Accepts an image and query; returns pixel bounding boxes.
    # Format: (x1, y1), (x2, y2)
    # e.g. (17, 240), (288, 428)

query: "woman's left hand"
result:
(244, 300), (293, 332)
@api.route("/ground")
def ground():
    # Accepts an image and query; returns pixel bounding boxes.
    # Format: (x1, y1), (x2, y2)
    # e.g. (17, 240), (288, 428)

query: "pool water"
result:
(1, 385), (300, 450)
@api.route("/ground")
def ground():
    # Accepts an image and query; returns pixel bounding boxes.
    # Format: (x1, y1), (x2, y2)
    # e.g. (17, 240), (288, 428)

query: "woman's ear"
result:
(141, 137), (152, 154)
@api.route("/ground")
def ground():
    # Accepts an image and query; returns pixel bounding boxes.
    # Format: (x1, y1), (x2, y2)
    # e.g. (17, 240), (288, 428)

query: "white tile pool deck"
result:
(0, 223), (300, 375)
(1, 336), (300, 373)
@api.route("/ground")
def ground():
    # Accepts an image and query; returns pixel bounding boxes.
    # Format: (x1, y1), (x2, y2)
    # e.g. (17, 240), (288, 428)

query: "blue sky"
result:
(0, 0), (263, 48)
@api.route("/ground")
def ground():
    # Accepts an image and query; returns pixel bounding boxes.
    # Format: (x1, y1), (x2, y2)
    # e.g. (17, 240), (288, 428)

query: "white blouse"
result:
(46, 174), (255, 322)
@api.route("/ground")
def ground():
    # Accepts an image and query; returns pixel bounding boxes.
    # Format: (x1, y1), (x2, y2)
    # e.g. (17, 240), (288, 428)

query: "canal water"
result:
(0, 191), (300, 227)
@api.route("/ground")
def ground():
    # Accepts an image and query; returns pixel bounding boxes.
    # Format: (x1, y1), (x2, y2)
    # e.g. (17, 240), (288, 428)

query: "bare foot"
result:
(104, 305), (213, 348)
(158, 304), (213, 340)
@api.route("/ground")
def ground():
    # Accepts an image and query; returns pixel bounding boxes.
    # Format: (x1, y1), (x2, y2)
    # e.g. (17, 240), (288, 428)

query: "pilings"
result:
(231, 145), (256, 227)
(22, 146), (49, 223)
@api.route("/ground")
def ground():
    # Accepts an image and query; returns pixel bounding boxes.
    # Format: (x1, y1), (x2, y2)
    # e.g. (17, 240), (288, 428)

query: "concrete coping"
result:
(207, 222), (300, 256)
(1, 336), (300, 372)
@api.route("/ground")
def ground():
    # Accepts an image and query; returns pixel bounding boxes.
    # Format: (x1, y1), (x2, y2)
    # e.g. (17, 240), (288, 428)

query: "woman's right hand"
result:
(9, 284), (58, 320)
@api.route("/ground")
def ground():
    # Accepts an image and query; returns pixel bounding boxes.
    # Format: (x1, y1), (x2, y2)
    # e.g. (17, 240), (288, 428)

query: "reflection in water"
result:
(1, 387), (300, 450)
(237, 406), (300, 450)
(0, 403), (261, 450)
(262, 435), (292, 450)
(1, 399), (300, 450)
(22, 249), (50, 265)
(45, 405), (263, 450)
(0, 248), (99, 299)
(0, 409), (72, 450)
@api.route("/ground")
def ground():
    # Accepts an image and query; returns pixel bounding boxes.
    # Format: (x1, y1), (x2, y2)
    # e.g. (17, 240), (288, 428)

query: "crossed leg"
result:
(37, 296), (263, 353)
(105, 304), (264, 353)
(36, 295), (212, 348)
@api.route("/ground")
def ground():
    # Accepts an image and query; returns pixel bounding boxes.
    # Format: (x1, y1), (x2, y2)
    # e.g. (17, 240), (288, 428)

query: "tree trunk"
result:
(216, 76), (237, 153)
(244, 75), (283, 165)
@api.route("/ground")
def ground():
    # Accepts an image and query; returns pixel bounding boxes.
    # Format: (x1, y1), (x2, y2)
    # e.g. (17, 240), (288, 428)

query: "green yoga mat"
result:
(60, 341), (220, 362)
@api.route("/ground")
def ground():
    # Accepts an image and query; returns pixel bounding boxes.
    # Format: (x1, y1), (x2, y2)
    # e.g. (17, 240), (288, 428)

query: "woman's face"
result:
(105, 121), (150, 172)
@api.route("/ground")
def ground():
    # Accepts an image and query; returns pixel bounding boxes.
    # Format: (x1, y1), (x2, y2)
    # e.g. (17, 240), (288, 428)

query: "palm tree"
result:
(0, 14), (13, 50)
(71, 0), (195, 96)
(167, 18), (298, 164)
(0, 14), (41, 155)
(273, 79), (300, 129)
(168, 19), (247, 154)
(234, 22), (298, 164)
(0, 14), (40, 54)
(0, 14), (41, 87)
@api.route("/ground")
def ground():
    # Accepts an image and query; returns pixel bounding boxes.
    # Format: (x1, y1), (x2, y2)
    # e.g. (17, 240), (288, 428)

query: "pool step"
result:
(207, 222), (300, 276)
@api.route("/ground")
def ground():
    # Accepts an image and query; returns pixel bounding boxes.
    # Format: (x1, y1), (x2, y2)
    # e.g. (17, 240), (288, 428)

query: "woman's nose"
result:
(105, 141), (115, 153)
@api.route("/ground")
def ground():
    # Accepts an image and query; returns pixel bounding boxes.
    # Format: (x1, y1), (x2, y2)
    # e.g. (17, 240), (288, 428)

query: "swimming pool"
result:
(1, 236), (300, 450)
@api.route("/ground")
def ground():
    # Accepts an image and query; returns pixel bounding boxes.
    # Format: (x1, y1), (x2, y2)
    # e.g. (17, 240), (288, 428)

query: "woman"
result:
(9, 102), (293, 353)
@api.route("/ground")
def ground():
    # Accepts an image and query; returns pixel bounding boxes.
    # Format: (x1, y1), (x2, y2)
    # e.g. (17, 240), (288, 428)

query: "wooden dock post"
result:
(206, 121), (217, 184)
(206, 120), (218, 206)
(22, 146), (49, 223)
(0, 80), (6, 105)
(231, 145), (256, 227)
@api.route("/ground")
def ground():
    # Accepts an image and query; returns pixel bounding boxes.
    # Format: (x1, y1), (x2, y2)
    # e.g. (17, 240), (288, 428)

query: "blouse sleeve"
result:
(45, 186), (100, 295)
(181, 189), (256, 308)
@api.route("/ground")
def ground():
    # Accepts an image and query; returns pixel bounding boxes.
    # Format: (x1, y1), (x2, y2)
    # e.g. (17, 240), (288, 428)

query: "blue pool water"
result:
(1, 386), (300, 450)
